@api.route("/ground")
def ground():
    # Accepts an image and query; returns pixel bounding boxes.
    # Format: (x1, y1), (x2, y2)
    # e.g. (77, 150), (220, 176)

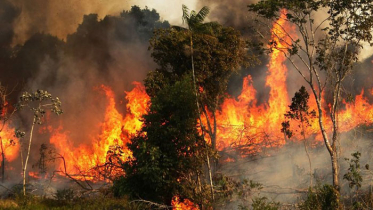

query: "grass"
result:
(0, 196), (147, 210)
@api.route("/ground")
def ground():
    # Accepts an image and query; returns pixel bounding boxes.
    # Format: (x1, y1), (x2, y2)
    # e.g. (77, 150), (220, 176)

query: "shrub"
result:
(300, 184), (341, 210)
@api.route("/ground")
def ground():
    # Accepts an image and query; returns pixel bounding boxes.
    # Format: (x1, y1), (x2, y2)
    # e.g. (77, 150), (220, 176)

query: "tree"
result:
(0, 83), (16, 183)
(149, 6), (252, 149)
(281, 86), (316, 187)
(115, 77), (210, 206)
(249, 0), (373, 194)
(17, 90), (62, 195)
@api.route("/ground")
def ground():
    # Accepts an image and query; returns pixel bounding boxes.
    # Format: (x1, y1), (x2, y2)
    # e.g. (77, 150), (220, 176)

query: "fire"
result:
(46, 8), (373, 178)
(211, 9), (373, 154)
(172, 196), (199, 210)
(49, 83), (150, 180)
(0, 100), (19, 163)
(2, 9), (373, 190)
(28, 171), (40, 179)
(0, 123), (19, 162)
(123, 82), (150, 135)
(212, 10), (294, 153)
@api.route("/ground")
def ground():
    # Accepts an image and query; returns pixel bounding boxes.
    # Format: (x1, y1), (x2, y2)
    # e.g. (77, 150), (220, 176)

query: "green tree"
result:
(343, 151), (363, 191)
(281, 86), (316, 187)
(249, 0), (373, 195)
(149, 6), (252, 151)
(115, 77), (209, 206)
(17, 90), (62, 195)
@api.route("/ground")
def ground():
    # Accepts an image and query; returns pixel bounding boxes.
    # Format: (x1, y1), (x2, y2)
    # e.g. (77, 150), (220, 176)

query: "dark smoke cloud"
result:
(0, 0), (19, 87)
(0, 0), (19, 47)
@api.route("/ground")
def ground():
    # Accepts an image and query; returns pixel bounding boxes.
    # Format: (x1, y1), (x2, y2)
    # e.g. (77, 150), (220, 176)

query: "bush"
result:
(54, 188), (74, 202)
(300, 184), (341, 210)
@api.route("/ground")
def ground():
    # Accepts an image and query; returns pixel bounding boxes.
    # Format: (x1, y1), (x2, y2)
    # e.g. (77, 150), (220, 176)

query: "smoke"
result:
(217, 131), (373, 208)
(197, 0), (259, 30)
(0, 0), (19, 47)
(9, 0), (198, 45)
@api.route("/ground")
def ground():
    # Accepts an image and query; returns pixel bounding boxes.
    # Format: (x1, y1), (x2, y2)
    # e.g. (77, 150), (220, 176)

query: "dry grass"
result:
(0, 199), (19, 209)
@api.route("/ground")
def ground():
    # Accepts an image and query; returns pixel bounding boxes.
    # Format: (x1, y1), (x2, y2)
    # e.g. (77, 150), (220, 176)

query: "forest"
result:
(1, 0), (373, 209)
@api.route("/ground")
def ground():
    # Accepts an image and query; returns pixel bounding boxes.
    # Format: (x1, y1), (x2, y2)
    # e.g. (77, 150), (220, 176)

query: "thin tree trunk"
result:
(23, 118), (35, 196)
(190, 35), (215, 203)
(212, 111), (217, 150)
(311, 88), (340, 191)
(331, 150), (339, 191)
(300, 117), (312, 187)
(206, 152), (214, 201)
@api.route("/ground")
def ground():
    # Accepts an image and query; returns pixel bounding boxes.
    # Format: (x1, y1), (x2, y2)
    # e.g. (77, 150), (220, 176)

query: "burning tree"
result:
(0, 83), (17, 183)
(17, 90), (62, 195)
(249, 0), (373, 195)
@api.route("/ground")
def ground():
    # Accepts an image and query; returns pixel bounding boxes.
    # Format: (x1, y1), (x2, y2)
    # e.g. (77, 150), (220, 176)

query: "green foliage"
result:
(343, 151), (363, 190)
(212, 174), (281, 210)
(181, 5), (211, 33)
(213, 174), (263, 205)
(300, 184), (341, 210)
(251, 197), (280, 210)
(17, 90), (63, 124)
(119, 5), (170, 41)
(148, 18), (252, 111)
(54, 189), (74, 202)
(249, 0), (373, 44)
(115, 77), (208, 205)
(14, 129), (25, 139)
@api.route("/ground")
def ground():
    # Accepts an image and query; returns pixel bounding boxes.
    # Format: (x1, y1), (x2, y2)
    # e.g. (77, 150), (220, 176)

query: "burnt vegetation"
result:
(1, 0), (373, 209)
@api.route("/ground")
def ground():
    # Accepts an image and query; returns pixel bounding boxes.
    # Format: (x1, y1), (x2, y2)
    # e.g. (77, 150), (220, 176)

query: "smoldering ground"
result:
(216, 129), (373, 208)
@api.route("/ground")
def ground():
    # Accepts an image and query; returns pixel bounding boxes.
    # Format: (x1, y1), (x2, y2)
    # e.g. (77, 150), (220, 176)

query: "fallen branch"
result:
(130, 198), (172, 209)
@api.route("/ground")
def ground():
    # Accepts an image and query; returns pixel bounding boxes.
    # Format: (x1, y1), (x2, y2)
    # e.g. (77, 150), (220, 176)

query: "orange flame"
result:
(172, 196), (199, 210)
(0, 123), (19, 162)
(0, 100), (19, 163)
(211, 10), (294, 153)
(50, 83), (149, 180)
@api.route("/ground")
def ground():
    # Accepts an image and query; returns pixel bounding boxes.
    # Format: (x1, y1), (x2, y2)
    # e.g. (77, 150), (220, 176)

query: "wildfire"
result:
(49, 82), (149, 180)
(203, 9), (373, 156)
(212, 10), (294, 153)
(2, 9), (373, 188)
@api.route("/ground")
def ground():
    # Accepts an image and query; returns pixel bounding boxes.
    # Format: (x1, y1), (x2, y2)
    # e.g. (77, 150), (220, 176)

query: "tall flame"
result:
(50, 83), (149, 180)
(212, 10), (294, 153)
